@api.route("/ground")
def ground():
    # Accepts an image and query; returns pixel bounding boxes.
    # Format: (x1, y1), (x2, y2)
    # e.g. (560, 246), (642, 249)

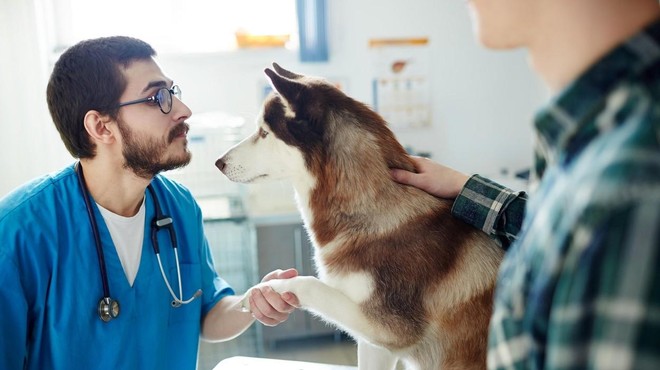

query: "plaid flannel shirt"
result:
(451, 19), (660, 370)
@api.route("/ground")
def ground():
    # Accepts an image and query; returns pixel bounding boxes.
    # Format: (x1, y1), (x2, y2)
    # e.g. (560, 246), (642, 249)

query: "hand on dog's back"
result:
(390, 156), (469, 200)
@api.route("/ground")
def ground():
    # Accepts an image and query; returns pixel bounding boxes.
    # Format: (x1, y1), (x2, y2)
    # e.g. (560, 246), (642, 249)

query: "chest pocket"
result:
(167, 263), (203, 324)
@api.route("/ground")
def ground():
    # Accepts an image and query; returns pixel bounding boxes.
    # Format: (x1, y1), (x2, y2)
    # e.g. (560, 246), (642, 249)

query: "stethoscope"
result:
(75, 163), (202, 322)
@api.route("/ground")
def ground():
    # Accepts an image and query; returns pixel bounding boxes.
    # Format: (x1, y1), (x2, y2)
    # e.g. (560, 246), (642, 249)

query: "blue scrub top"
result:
(0, 164), (235, 370)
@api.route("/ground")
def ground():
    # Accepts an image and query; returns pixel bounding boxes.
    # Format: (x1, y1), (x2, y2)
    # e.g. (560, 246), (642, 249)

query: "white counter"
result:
(213, 356), (356, 370)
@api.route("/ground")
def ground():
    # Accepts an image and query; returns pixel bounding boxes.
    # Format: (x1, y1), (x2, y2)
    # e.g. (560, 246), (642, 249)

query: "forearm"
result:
(201, 294), (254, 342)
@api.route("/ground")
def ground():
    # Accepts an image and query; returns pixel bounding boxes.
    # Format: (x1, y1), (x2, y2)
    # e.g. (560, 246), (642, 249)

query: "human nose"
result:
(171, 95), (192, 121)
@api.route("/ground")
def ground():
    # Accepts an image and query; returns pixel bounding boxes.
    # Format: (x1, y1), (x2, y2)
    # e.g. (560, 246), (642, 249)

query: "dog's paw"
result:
(262, 275), (320, 306)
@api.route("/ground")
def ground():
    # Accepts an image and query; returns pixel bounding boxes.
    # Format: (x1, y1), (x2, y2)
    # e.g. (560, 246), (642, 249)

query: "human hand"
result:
(390, 156), (470, 199)
(247, 268), (300, 326)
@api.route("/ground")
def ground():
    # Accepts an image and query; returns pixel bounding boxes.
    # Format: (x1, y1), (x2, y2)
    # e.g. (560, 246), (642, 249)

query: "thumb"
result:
(263, 268), (299, 282)
(276, 268), (299, 279)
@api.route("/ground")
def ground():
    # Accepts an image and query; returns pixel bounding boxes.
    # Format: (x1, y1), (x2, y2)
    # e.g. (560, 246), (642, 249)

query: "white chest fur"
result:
(320, 270), (374, 305)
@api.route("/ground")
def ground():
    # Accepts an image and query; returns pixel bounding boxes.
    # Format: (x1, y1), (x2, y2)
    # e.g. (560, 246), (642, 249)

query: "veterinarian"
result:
(0, 36), (298, 370)
(391, 0), (660, 369)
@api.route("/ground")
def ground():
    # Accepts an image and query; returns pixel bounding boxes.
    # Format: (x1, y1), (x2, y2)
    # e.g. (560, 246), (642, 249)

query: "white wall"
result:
(0, 0), (73, 198)
(0, 0), (546, 199)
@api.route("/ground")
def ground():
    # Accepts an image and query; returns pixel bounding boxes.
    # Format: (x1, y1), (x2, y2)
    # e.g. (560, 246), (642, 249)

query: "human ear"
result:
(83, 110), (115, 144)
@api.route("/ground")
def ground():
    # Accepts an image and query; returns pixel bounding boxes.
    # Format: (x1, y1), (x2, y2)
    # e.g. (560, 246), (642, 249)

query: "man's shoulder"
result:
(0, 165), (76, 224)
(584, 80), (660, 178)
(568, 120), (659, 212)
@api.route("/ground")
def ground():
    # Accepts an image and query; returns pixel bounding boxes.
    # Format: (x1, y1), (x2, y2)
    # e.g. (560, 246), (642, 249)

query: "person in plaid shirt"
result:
(392, 0), (660, 369)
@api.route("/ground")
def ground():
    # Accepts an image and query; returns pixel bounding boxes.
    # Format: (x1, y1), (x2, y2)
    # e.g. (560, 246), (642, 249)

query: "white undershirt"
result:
(96, 198), (146, 287)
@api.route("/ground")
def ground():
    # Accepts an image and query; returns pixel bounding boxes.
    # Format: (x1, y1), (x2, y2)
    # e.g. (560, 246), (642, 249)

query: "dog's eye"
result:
(259, 128), (269, 139)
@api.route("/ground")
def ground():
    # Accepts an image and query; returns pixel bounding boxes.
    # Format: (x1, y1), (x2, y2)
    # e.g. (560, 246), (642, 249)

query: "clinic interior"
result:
(1, 0), (546, 368)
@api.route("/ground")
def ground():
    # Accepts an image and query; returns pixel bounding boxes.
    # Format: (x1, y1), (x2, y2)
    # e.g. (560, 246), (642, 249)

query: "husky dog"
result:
(216, 64), (503, 370)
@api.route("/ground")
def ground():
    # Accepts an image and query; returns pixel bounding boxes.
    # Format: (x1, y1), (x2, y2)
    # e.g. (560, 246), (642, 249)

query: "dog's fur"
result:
(216, 64), (503, 370)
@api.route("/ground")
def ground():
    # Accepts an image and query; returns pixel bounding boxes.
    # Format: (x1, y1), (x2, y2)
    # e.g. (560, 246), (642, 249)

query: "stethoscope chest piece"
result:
(98, 297), (120, 322)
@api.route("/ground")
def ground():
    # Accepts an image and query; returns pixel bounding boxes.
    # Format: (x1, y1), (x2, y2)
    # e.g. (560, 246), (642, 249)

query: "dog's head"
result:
(216, 63), (414, 189)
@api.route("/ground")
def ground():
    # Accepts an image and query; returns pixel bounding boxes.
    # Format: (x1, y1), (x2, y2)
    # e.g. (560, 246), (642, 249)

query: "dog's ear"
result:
(264, 67), (306, 110)
(272, 62), (303, 80)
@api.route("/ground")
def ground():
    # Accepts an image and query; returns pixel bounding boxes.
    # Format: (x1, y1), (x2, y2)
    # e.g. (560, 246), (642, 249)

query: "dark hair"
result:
(46, 36), (156, 158)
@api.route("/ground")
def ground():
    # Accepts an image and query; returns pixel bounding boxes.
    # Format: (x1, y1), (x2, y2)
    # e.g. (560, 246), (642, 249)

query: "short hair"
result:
(46, 36), (156, 158)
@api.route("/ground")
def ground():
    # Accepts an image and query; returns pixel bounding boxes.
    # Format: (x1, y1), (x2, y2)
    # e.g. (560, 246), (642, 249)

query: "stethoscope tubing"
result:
(146, 185), (201, 306)
(76, 163), (112, 302)
(75, 162), (201, 321)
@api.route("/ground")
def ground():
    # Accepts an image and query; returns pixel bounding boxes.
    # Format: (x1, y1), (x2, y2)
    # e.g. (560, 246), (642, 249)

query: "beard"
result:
(117, 119), (192, 179)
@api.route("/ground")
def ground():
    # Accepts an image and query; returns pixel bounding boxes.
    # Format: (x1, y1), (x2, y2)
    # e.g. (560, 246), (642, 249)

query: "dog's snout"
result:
(215, 158), (226, 172)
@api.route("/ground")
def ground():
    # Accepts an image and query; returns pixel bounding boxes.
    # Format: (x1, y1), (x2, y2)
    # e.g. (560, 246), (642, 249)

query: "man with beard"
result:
(0, 36), (298, 370)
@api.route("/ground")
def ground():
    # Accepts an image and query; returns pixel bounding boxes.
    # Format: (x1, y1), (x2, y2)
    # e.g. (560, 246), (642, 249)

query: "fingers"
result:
(282, 292), (300, 308)
(391, 156), (469, 199)
(249, 268), (301, 326)
(249, 286), (297, 327)
(408, 155), (430, 169)
(390, 167), (418, 186)
(390, 155), (428, 186)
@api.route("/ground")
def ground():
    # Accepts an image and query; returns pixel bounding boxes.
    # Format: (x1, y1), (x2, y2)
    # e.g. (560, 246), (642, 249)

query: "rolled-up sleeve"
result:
(451, 174), (527, 250)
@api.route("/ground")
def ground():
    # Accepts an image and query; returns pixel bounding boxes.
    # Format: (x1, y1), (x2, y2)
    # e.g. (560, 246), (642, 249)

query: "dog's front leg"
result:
(357, 339), (398, 370)
(250, 276), (391, 346)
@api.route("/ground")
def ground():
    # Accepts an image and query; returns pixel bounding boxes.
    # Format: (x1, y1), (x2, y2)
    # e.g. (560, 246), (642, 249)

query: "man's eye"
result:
(259, 128), (269, 139)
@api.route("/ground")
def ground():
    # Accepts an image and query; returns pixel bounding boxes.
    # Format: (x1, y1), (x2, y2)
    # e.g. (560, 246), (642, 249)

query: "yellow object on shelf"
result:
(235, 32), (290, 48)
(368, 37), (429, 48)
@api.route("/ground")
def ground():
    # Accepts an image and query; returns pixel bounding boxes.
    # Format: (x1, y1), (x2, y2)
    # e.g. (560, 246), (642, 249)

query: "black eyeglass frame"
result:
(117, 85), (181, 114)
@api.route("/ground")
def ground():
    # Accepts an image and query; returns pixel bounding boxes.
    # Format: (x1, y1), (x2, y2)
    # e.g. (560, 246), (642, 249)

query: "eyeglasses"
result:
(117, 85), (182, 114)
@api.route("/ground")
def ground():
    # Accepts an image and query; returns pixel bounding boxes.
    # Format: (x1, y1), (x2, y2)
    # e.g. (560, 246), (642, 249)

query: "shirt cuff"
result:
(451, 174), (518, 236)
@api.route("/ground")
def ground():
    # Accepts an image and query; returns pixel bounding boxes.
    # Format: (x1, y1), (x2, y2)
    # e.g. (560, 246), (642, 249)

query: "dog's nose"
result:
(215, 158), (226, 171)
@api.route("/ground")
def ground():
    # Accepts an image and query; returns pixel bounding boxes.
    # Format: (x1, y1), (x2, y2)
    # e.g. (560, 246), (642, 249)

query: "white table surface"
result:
(212, 356), (357, 370)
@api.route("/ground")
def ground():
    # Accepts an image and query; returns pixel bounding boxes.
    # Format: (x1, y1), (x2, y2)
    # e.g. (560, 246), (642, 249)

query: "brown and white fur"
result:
(216, 64), (503, 370)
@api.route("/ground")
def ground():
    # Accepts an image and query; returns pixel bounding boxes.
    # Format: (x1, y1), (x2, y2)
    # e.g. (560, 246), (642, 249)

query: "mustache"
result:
(168, 122), (190, 142)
